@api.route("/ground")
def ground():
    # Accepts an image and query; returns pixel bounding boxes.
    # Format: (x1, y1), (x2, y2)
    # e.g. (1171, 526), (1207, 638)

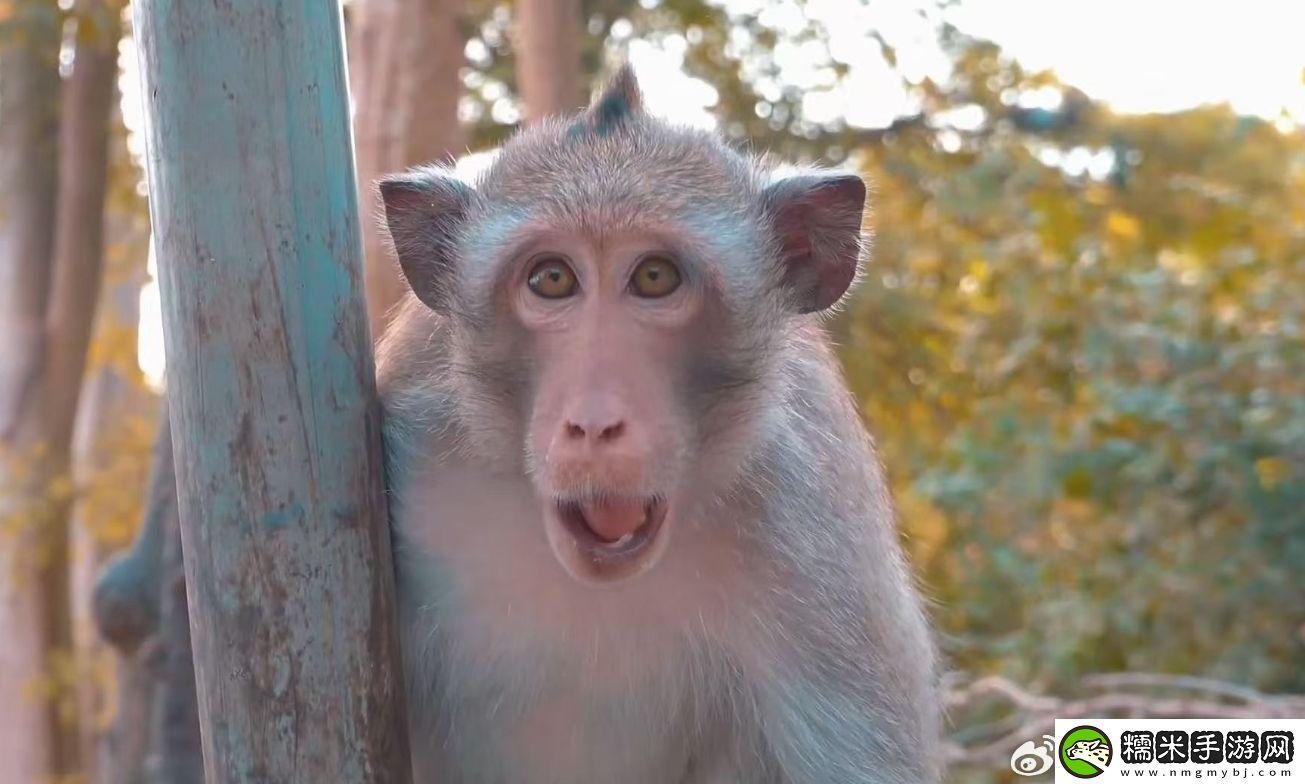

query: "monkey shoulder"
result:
(760, 326), (887, 522)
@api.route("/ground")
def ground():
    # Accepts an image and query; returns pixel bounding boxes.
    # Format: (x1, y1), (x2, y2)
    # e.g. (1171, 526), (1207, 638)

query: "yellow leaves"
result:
(1047, 497), (1097, 550)
(0, 444), (75, 573)
(0, 405), (155, 563)
(76, 409), (155, 550)
(958, 258), (988, 295)
(896, 489), (948, 568)
(63, 635), (117, 733)
(47, 473), (75, 504)
(1254, 457), (1292, 491)
(85, 313), (147, 380)
(1083, 184), (1113, 206)
(22, 640), (117, 784)
(1157, 248), (1195, 273)
(1061, 465), (1094, 499)
(955, 257), (1002, 316)
(903, 400), (933, 431)
(908, 252), (943, 274)
(23, 647), (80, 725)
(1097, 413), (1141, 440)
(1028, 189), (1082, 256)
(1105, 210), (1141, 241)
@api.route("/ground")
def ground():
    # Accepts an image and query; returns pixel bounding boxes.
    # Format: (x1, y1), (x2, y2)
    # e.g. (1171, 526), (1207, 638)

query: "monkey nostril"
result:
(562, 419), (626, 445)
(598, 421), (625, 442)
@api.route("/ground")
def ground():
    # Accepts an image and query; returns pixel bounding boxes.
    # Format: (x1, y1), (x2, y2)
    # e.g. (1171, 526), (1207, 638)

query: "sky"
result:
(626, 0), (1305, 130)
(951, 0), (1305, 119)
(135, 0), (1305, 384)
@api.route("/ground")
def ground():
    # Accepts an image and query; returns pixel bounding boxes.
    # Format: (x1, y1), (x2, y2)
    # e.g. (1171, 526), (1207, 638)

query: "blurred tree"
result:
(352, 0), (467, 337)
(2, 1), (131, 779)
(0, 1), (73, 779)
(837, 36), (1304, 694)
(94, 405), (202, 784)
(70, 58), (158, 784)
(515, 0), (583, 120)
(458, 0), (757, 145)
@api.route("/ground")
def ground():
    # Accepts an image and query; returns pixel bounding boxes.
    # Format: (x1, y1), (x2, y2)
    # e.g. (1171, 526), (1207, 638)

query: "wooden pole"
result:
(132, 2), (412, 781)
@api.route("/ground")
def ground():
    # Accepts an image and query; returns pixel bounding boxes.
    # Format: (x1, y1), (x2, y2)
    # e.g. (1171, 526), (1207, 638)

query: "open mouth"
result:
(543, 496), (669, 584)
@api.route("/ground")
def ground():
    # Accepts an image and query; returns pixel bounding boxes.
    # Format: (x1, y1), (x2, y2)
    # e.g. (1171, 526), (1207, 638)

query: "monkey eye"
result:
(629, 254), (682, 298)
(526, 256), (579, 299)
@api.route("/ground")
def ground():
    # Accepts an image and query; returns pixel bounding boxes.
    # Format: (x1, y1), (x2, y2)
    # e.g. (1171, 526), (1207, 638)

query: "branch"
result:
(92, 407), (171, 653)
(946, 673), (1305, 767)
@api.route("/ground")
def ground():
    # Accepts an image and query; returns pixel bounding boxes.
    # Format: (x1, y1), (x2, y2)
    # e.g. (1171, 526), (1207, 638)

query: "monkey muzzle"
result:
(543, 496), (669, 584)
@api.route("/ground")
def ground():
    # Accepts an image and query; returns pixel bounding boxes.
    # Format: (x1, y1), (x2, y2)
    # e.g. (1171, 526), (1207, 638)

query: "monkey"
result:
(375, 65), (941, 784)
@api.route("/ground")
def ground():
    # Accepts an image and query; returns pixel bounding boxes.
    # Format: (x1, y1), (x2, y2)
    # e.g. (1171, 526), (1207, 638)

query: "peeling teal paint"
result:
(261, 502), (304, 529)
(134, 1), (411, 781)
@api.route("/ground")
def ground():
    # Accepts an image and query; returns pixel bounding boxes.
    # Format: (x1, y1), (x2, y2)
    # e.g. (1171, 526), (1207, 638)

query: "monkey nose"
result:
(559, 394), (631, 447)
(562, 416), (627, 445)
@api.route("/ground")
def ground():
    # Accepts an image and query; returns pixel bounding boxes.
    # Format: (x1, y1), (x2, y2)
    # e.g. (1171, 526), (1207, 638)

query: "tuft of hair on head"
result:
(572, 63), (645, 138)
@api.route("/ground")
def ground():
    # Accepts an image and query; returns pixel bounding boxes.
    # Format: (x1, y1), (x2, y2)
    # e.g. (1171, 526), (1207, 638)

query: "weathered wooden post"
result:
(132, 2), (412, 781)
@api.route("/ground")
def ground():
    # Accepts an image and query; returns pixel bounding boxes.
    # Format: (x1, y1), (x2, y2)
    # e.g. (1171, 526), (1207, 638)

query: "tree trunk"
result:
(2, 1), (124, 778)
(132, 1), (412, 780)
(72, 338), (158, 784)
(516, 0), (583, 121)
(146, 458), (203, 784)
(46, 0), (120, 448)
(71, 248), (157, 781)
(0, 3), (66, 780)
(93, 406), (203, 784)
(103, 649), (156, 784)
(72, 185), (157, 784)
(351, 0), (465, 339)
(93, 406), (172, 784)
(72, 7), (163, 776)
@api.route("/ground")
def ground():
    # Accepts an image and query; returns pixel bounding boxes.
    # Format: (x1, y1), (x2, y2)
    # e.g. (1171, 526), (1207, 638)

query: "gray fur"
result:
(376, 65), (941, 783)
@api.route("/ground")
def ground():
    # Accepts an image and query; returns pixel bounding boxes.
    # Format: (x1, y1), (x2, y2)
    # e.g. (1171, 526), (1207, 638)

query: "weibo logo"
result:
(1010, 734), (1056, 777)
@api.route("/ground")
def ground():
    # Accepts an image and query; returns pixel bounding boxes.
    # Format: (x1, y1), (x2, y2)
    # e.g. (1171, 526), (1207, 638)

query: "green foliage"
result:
(837, 43), (1305, 693)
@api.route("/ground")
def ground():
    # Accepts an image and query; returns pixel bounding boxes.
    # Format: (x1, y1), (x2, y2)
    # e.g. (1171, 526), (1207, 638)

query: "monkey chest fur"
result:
(394, 457), (759, 784)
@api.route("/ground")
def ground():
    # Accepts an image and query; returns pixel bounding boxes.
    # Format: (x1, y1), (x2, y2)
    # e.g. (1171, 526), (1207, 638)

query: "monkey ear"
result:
(378, 167), (474, 313)
(763, 173), (867, 314)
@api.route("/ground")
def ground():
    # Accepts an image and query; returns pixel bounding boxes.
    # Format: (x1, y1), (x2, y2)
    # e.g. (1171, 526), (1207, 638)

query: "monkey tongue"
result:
(578, 499), (648, 543)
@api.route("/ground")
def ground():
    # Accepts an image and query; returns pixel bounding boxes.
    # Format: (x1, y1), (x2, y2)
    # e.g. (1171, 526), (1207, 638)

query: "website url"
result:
(1119, 770), (1294, 778)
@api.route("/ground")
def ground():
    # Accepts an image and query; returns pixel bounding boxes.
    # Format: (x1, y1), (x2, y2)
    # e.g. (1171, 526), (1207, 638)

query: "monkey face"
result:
(378, 67), (868, 587)
(503, 231), (707, 583)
